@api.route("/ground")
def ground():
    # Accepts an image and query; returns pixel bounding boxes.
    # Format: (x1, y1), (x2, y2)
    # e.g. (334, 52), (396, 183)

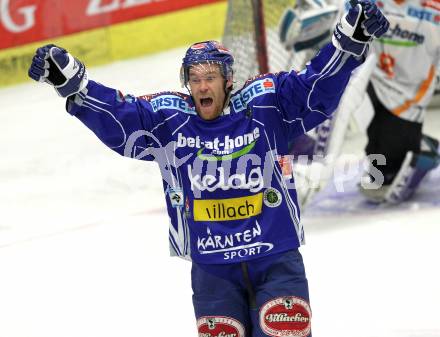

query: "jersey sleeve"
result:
(275, 43), (364, 139)
(66, 80), (164, 160)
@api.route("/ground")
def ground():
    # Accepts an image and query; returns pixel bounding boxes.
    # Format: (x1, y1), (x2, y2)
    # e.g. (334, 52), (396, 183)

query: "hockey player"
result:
(359, 0), (440, 203)
(27, 2), (388, 336)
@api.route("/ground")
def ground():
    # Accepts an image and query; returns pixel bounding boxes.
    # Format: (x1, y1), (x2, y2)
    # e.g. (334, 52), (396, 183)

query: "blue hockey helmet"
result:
(180, 41), (234, 87)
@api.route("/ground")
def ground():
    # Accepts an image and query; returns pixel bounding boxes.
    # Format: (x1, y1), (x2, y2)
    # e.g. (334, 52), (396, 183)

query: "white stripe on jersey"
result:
(82, 99), (127, 149)
(252, 117), (303, 243)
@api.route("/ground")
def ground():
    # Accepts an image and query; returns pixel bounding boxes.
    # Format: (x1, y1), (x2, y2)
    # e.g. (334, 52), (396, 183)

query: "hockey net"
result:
(222, 0), (312, 90)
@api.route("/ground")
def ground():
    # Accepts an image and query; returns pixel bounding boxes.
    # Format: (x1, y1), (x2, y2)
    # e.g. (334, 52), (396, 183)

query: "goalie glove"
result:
(332, 0), (389, 57)
(279, 4), (339, 52)
(28, 44), (88, 98)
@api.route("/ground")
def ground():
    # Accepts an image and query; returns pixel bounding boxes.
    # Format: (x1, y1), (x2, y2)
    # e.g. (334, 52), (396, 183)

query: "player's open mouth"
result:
(200, 98), (213, 107)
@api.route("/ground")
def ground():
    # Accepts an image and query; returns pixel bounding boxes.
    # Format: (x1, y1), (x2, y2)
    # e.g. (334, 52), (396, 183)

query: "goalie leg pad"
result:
(421, 134), (440, 154)
(384, 151), (440, 204)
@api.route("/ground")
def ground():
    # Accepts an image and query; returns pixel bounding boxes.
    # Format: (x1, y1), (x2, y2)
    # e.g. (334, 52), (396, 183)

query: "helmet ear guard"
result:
(179, 66), (186, 88)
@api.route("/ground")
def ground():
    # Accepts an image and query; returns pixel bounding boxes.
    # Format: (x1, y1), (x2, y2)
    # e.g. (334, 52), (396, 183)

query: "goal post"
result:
(251, 0), (269, 74)
(222, 0), (309, 90)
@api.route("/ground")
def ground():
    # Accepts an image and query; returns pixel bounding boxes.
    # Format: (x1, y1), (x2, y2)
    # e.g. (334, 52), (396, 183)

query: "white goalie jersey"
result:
(368, 0), (440, 123)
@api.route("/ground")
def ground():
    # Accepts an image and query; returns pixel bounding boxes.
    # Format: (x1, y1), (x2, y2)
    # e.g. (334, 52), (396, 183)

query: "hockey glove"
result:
(28, 44), (88, 98)
(332, 0), (389, 57)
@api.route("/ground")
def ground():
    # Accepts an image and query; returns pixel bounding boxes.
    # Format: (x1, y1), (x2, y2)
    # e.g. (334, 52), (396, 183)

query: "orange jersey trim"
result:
(392, 65), (436, 116)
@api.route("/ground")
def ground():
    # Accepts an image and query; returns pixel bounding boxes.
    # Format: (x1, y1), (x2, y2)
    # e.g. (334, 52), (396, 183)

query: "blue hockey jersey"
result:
(67, 43), (362, 264)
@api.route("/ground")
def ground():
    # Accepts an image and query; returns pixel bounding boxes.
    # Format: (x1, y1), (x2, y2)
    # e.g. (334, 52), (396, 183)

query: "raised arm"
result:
(276, 0), (389, 138)
(28, 45), (165, 159)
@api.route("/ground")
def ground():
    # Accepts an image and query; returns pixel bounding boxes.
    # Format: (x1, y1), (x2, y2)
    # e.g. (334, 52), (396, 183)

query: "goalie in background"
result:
(359, 0), (440, 204)
(279, 0), (440, 205)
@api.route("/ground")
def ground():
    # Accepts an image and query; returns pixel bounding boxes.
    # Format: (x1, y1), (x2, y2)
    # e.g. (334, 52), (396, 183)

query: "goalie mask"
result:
(180, 41), (234, 88)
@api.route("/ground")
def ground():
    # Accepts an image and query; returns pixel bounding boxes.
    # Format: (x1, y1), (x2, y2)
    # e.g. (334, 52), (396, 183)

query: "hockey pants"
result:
(191, 249), (311, 337)
(366, 83), (422, 184)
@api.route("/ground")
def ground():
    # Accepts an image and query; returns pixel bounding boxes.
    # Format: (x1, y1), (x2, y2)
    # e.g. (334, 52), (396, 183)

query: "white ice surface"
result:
(1, 47), (440, 337)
